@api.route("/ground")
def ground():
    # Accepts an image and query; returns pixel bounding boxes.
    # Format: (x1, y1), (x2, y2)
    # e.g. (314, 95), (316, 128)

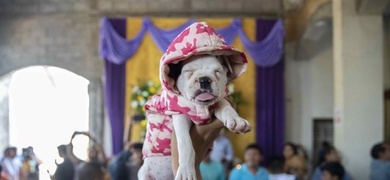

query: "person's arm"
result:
(95, 143), (108, 167)
(109, 149), (132, 171)
(66, 132), (83, 166)
(83, 132), (107, 166)
(114, 150), (131, 164)
(108, 150), (131, 180)
(171, 119), (224, 179)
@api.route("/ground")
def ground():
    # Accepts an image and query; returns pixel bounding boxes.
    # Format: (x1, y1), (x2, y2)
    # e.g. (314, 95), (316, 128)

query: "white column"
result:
(333, 0), (384, 178)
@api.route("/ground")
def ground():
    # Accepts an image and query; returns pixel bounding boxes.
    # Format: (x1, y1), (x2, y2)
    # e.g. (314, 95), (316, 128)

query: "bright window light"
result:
(8, 66), (90, 180)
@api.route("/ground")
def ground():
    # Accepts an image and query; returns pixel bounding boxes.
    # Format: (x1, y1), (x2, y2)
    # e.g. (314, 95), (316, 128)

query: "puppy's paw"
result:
(225, 116), (252, 134)
(222, 107), (252, 134)
(175, 165), (197, 180)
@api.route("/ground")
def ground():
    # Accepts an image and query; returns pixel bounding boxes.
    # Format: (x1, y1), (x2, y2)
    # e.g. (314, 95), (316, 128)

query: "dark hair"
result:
(324, 146), (336, 155)
(268, 156), (285, 173)
(132, 143), (143, 151)
(284, 142), (298, 155)
(22, 148), (31, 158)
(322, 141), (331, 148)
(245, 143), (263, 155)
(318, 146), (336, 165)
(4, 146), (17, 156)
(57, 144), (67, 154)
(321, 162), (345, 179)
(371, 142), (386, 159)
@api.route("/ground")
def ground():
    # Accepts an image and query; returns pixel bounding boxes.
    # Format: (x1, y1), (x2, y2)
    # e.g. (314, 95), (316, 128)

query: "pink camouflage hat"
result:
(159, 21), (248, 94)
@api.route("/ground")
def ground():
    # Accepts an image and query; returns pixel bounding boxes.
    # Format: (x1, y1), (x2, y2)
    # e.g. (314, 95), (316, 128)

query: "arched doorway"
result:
(5, 66), (90, 180)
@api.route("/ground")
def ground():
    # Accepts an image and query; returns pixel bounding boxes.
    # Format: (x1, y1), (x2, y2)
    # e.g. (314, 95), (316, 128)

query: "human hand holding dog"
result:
(171, 119), (225, 180)
(172, 114), (197, 180)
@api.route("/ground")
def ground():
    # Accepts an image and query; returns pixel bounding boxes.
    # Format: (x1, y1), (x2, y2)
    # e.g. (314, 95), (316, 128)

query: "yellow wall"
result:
(125, 17), (256, 160)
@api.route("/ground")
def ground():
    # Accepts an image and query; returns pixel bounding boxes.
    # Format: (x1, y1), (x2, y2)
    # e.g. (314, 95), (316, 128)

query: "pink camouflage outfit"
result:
(139, 21), (248, 179)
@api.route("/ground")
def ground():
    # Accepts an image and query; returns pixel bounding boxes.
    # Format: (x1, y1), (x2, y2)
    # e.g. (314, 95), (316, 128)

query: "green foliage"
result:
(130, 80), (161, 114)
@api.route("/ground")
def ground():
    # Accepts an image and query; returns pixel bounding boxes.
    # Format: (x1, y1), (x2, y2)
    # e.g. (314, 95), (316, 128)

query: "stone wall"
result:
(0, 0), (282, 81)
(0, 0), (281, 16)
(0, 0), (281, 150)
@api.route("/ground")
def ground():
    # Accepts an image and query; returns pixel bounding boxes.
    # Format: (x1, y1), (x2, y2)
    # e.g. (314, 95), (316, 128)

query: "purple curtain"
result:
(103, 18), (126, 154)
(256, 19), (285, 163)
(99, 17), (285, 154)
(99, 17), (284, 66)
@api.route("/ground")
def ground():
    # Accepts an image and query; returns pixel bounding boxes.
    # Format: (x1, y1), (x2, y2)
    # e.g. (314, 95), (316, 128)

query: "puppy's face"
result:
(176, 55), (229, 106)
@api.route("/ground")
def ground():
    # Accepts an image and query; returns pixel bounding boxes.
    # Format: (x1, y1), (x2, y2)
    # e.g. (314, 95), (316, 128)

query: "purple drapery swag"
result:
(99, 17), (285, 154)
(102, 18), (126, 155)
(256, 19), (285, 164)
(99, 17), (284, 66)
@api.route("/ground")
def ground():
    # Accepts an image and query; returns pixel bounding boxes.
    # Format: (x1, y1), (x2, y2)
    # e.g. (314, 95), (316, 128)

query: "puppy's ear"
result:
(167, 62), (183, 90)
(218, 56), (235, 81)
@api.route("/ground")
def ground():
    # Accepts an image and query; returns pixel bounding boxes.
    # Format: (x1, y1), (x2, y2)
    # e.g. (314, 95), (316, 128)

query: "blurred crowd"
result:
(1, 130), (389, 180)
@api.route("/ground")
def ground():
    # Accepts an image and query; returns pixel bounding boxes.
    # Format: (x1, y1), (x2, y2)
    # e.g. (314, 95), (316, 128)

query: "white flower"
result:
(132, 86), (140, 93)
(147, 81), (154, 86)
(131, 101), (138, 109)
(142, 91), (149, 97)
(140, 99), (146, 105)
(228, 83), (235, 94)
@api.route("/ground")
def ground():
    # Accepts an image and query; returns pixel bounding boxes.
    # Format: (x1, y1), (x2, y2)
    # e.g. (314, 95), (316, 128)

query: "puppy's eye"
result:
(183, 70), (193, 77)
(215, 70), (221, 77)
(183, 70), (192, 74)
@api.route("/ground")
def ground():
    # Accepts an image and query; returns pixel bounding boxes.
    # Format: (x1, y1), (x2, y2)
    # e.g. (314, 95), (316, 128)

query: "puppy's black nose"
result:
(199, 76), (212, 89)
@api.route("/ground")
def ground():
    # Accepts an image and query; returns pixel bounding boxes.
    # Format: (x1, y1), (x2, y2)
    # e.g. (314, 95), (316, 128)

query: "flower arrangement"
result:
(130, 80), (161, 115)
(130, 80), (160, 141)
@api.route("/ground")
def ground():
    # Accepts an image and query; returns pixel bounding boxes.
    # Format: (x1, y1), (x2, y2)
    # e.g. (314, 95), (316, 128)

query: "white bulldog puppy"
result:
(138, 21), (251, 180)
(173, 55), (251, 180)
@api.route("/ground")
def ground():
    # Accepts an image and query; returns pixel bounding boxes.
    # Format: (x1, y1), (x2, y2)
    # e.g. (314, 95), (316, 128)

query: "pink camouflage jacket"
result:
(142, 21), (248, 158)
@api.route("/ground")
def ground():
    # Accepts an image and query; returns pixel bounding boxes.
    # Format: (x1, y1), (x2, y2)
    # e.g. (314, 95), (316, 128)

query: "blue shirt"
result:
(370, 159), (390, 180)
(210, 135), (234, 162)
(229, 163), (269, 180)
(311, 165), (351, 180)
(200, 160), (225, 180)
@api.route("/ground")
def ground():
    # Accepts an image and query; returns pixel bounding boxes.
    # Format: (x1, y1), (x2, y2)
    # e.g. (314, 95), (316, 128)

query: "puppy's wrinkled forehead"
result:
(181, 55), (223, 70)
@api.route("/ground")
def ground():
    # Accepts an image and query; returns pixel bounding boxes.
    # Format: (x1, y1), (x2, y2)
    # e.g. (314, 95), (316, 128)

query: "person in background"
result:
(67, 131), (109, 180)
(1, 147), (21, 180)
(108, 141), (143, 180)
(200, 152), (225, 180)
(267, 156), (296, 180)
(25, 147), (41, 175)
(20, 146), (41, 180)
(283, 142), (308, 179)
(320, 162), (345, 180)
(49, 145), (75, 180)
(229, 143), (269, 180)
(210, 129), (234, 171)
(0, 164), (8, 180)
(311, 146), (350, 180)
(369, 141), (390, 180)
(316, 142), (331, 167)
(20, 153), (38, 180)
